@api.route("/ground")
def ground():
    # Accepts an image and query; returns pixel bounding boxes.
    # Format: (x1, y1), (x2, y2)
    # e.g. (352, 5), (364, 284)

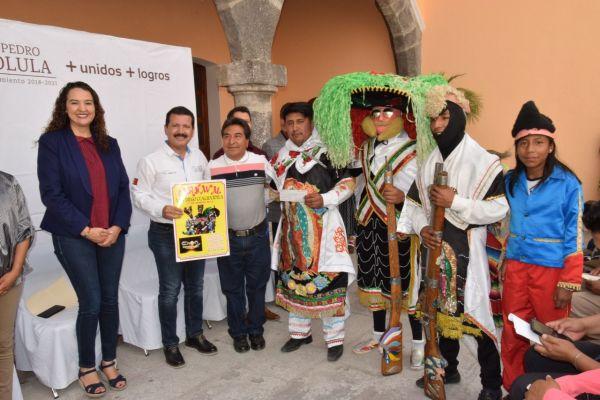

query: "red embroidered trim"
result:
(333, 227), (347, 253)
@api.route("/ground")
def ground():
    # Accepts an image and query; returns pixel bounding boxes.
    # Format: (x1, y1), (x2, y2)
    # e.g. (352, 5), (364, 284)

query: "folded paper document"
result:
(582, 272), (600, 281)
(26, 277), (77, 315)
(508, 313), (541, 345)
(279, 189), (307, 203)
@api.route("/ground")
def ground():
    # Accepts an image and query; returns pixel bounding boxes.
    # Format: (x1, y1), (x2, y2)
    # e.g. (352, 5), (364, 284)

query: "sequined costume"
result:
(270, 129), (355, 347)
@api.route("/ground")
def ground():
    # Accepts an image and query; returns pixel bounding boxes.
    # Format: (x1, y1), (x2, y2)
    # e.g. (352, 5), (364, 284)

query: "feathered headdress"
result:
(313, 71), (448, 168)
(425, 74), (483, 122)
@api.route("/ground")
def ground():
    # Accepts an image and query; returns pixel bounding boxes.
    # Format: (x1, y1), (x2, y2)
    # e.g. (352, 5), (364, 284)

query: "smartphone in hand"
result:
(530, 318), (573, 342)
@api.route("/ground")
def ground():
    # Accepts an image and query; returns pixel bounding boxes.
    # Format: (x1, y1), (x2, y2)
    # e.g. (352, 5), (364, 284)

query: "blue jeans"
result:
(217, 226), (271, 338)
(148, 222), (205, 347)
(52, 234), (125, 368)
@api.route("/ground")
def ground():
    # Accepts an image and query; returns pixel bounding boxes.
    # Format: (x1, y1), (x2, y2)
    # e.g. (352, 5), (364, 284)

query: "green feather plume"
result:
(313, 72), (448, 168)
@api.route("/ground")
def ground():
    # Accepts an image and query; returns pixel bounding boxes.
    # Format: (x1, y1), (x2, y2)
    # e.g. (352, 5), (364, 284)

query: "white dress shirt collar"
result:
(161, 141), (190, 159)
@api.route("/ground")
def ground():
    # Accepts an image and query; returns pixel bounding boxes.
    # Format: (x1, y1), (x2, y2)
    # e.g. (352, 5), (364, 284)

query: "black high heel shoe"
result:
(99, 360), (127, 391)
(78, 368), (106, 398)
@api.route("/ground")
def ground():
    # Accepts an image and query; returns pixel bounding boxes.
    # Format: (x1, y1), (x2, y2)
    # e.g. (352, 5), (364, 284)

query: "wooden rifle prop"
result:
(380, 158), (403, 376)
(422, 162), (449, 400)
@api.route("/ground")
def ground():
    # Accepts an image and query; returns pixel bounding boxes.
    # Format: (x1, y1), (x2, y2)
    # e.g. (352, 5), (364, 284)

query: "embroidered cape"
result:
(271, 130), (356, 318)
(398, 133), (508, 342)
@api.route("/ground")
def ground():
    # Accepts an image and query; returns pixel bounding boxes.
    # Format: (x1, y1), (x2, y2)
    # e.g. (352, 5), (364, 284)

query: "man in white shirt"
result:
(131, 106), (217, 368)
(208, 118), (277, 353)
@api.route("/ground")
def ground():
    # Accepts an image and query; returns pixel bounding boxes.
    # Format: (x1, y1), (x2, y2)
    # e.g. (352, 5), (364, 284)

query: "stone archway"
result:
(376, 0), (424, 76)
(214, 0), (423, 146)
(214, 0), (287, 146)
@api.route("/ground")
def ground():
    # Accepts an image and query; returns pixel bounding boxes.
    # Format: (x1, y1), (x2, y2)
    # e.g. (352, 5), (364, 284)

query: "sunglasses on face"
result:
(370, 107), (397, 119)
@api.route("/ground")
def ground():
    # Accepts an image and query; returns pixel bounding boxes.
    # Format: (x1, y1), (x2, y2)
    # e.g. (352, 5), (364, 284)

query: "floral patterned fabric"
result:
(274, 151), (351, 318)
(279, 179), (325, 272)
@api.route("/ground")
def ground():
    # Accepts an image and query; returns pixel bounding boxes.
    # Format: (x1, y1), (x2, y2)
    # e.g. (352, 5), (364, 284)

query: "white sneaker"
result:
(410, 339), (425, 370)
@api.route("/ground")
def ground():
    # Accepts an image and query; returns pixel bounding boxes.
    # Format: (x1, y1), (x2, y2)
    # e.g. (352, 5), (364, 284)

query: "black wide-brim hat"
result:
(351, 88), (410, 111)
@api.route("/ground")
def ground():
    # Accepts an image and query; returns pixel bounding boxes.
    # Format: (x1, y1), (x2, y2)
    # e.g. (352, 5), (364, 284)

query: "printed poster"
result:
(171, 180), (229, 261)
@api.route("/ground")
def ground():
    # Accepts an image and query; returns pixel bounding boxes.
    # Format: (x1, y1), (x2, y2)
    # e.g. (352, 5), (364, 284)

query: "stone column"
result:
(215, 0), (287, 146)
(376, 0), (424, 76)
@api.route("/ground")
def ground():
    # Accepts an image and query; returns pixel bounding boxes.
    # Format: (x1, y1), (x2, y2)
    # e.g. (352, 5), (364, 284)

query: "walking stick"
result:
(380, 158), (403, 376)
(422, 162), (448, 399)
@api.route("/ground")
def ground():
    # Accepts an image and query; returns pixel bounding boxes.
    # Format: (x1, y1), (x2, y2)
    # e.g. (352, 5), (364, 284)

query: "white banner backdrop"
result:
(0, 18), (197, 250)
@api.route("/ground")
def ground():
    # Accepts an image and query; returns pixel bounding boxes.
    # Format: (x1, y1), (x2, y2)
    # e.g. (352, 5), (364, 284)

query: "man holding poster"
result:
(131, 106), (218, 368)
(208, 118), (278, 353)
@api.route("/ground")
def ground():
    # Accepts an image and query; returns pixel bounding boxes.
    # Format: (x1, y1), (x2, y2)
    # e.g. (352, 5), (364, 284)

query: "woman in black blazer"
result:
(37, 82), (131, 397)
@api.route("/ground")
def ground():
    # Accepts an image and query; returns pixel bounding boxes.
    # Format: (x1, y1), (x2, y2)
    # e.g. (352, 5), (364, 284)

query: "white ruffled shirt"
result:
(397, 133), (509, 342)
(270, 129), (356, 283)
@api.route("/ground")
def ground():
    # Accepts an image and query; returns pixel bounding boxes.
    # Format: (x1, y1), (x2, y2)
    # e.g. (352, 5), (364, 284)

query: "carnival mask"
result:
(361, 106), (404, 141)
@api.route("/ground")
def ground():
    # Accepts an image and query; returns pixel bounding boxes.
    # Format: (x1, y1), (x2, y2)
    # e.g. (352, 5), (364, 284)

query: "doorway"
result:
(193, 62), (211, 158)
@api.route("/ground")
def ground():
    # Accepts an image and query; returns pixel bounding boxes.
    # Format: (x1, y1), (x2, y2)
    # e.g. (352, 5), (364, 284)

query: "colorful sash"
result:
(356, 138), (416, 225)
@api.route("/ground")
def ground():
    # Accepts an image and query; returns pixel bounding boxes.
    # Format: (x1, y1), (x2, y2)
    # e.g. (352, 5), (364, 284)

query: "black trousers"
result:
(439, 334), (502, 390)
(509, 341), (600, 400)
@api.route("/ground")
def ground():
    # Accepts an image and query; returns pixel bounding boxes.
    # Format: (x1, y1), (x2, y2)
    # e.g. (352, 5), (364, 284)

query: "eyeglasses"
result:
(370, 107), (396, 119)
